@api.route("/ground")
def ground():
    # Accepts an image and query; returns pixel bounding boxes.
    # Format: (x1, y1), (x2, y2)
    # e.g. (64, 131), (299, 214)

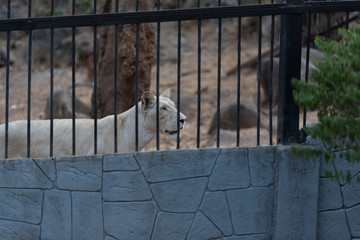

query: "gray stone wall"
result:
(316, 140), (360, 240)
(0, 144), (358, 240)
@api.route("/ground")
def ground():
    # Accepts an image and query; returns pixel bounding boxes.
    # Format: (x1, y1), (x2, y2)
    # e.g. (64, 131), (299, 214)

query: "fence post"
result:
(277, 0), (303, 144)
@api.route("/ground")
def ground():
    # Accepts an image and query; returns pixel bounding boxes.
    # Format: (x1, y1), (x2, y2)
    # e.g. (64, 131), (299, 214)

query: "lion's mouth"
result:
(165, 130), (179, 135)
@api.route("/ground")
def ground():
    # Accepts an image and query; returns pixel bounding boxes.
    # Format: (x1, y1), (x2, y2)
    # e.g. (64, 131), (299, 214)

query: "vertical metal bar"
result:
(269, 5), (275, 145)
(236, 0), (242, 147)
(50, 0), (54, 157)
(114, 0), (119, 153)
(277, 0), (302, 144)
(93, 0), (98, 154)
(216, 0), (222, 148)
(135, 0), (139, 152)
(156, 0), (160, 151)
(345, 12), (350, 29)
(27, 0), (32, 158)
(303, 13), (312, 128)
(196, 0), (201, 149)
(326, 12), (331, 38)
(176, 0), (181, 149)
(256, 0), (262, 146)
(4, 0), (11, 159)
(72, 0), (76, 155)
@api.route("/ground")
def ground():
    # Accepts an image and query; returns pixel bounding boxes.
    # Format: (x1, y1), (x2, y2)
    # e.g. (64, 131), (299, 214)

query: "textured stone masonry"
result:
(308, 137), (360, 240)
(0, 143), (359, 239)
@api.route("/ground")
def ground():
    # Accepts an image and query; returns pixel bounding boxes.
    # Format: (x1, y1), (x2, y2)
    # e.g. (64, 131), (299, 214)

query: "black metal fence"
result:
(0, 0), (360, 159)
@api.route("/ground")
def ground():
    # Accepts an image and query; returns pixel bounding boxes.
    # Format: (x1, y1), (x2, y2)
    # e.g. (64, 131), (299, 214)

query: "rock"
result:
(0, 8), (23, 40)
(207, 99), (269, 135)
(74, 33), (98, 82)
(44, 89), (91, 119)
(31, 28), (74, 67)
(0, 45), (13, 67)
(260, 47), (324, 106)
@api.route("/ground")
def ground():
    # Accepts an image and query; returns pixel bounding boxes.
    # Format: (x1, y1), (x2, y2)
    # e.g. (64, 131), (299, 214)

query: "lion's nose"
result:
(180, 116), (187, 124)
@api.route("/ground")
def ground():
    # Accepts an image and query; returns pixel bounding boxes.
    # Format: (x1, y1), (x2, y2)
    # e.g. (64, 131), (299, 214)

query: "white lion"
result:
(0, 89), (186, 159)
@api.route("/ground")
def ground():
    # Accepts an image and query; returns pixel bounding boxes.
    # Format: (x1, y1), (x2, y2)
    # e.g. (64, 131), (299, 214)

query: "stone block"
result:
(224, 235), (268, 240)
(0, 220), (40, 240)
(208, 148), (249, 190)
(227, 187), (273, 236)
(187, 212), (222, 240)
(103, 153), (139, 171)
(200, 191), (232, 236)
(272, 146), (319, 240)
(41, 190), (72, 240)
(318, 210), (350, 240)
(0, 189), (42, 224)
(56, 156), (102, 191)
(105, 237), (117, 240)
(319, 155), (336, 178)
(346, 204), (360, 237)
(104, 202), (157, 240)
(103, 171), (152, 201)
(72, 192), (103, 240)
(318, 178), (342, 211)
(34, 158), (56, 181)
(305, 135), (326, 148)
(151, 177), (207, 212)
(136, 149), (219, 182)
(151, 212), (194, 240)
(248, 146), (275, 187)
(0, 159), (52, 189)
(342, 172), (360, 208)
(333, 151), (360, 185)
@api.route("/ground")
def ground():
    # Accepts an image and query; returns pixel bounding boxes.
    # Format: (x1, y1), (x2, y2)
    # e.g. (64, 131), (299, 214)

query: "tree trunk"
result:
(91, 0), (155, 118)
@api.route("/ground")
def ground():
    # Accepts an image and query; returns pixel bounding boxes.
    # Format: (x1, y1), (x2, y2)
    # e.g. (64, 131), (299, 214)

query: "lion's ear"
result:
(141, 91), (155, 110)
(160, 89), (171, 98)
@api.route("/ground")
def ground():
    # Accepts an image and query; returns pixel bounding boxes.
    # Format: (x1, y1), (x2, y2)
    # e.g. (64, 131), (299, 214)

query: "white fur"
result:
(0, 90), (186, 159)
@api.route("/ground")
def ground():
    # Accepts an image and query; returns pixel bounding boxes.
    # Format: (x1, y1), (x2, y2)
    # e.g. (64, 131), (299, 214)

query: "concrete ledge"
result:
(272, 146), (320, 240)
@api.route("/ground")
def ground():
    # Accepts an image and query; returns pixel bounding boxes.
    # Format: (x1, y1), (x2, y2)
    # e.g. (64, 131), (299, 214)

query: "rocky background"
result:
(0, 0), (319, 151)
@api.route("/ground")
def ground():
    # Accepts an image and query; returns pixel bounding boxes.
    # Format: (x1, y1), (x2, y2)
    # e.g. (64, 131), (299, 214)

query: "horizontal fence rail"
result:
(0, 0), (360, 159)
(0, 2), (360, 31)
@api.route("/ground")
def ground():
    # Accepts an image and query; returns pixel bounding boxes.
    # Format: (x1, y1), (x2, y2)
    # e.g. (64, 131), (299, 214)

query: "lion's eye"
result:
(161, 106), (167, 111)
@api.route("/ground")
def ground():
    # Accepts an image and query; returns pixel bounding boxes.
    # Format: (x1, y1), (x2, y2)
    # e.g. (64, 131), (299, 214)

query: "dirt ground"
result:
(0, 19), (318, 153)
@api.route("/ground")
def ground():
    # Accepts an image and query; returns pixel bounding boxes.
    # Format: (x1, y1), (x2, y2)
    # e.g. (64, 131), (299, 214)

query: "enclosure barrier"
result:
(0, 0), (359, 157)
(0, 1), (360, 240)
(0, 141), (359, 239)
